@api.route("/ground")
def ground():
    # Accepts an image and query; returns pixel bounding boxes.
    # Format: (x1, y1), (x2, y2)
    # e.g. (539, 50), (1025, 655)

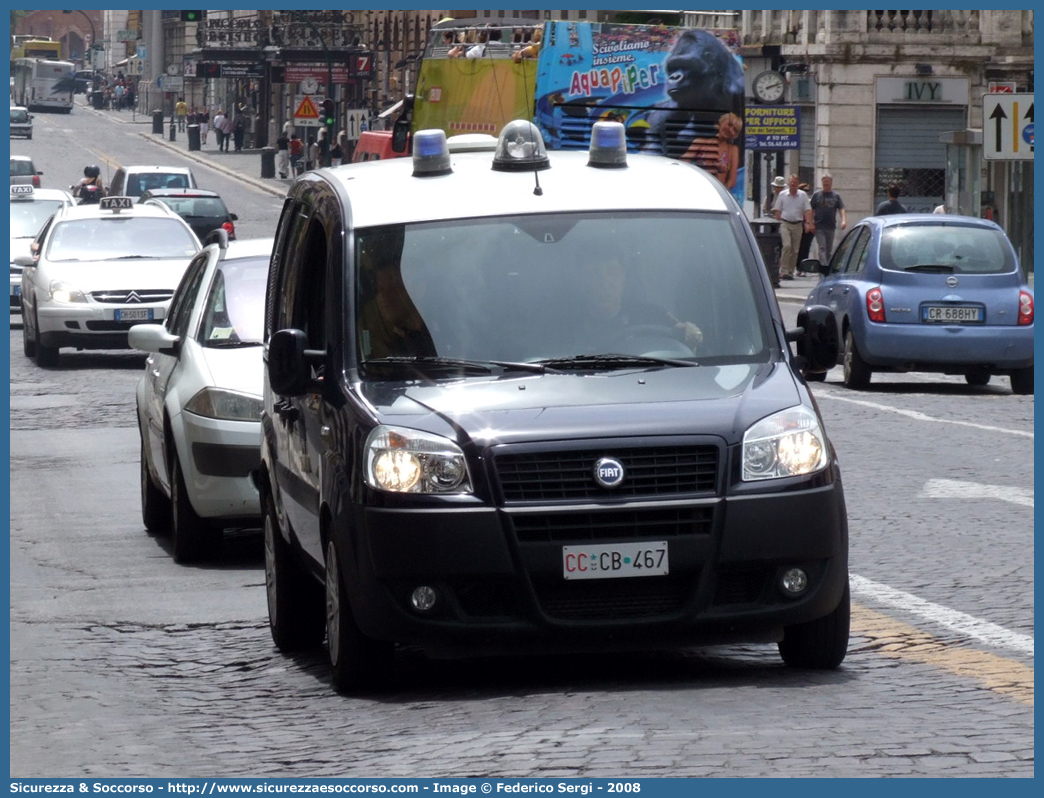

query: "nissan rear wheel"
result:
(965, 371), (991, 387)
(778, 582), (851, 670)
(842, 331), (871, 390)
(140, 436), (171, 534)
(325, 539), (394, 694)
(264, 488), (325, 651)
(1011, 366), (1034, 395)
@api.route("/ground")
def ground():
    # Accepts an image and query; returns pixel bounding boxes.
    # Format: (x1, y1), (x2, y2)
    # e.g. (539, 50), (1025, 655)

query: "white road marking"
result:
(817, 392), (1033, 439)
(850, 574), (1034, 656)
(920, 478), (1034, 508)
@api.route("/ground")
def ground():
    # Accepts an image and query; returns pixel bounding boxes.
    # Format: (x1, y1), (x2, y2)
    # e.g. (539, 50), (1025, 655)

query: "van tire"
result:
(778, 583), (850, 670)
(325, 539), (394, 693)
(264, 492), (324, 651)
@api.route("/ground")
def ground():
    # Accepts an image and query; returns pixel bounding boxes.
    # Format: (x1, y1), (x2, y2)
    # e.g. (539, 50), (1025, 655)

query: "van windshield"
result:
(355, 211), (768, 370)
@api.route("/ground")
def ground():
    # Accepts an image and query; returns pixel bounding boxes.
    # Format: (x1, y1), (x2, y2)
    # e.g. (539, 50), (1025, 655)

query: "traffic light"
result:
(180, 11), (205, 23)
(321, 99), (336, 128)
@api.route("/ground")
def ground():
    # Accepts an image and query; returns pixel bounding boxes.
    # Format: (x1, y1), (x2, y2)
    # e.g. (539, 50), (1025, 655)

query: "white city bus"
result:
(12, 58), (75, 113)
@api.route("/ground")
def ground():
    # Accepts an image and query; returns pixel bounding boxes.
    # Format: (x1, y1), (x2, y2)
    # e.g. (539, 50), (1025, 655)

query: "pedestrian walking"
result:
(797, 183), (816, 265)
(289, 133), (304, 175)
(175, 97), (188, 131)
(809, 174), (847, 264)
(276, 128), (291, 179)
(771, 174), (813, 280)
(763, 175), (786, 217)
(232, 105), (248, 152)
(875, 184), (909, 215)
(212, 109), (227, 152)
(219, 111), (234, 151)
(306, 136), (318, 171)
(199, 108), (209, 144)
(113, 82), (125, 111)
(329, 135), (344, 167)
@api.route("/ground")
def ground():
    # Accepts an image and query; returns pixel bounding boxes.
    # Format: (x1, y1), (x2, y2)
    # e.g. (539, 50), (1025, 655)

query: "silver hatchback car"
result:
(10, 106), (33, 139)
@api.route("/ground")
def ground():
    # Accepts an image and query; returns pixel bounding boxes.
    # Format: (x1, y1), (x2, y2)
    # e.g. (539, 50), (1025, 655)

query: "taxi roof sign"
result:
(100, 196), (134, 212)
(11, 184), (35, 198)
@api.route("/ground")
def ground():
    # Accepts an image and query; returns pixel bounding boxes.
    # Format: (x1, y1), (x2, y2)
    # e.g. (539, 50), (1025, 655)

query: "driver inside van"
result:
(575, 257), (704, 351)
(358, 258), (436, 359)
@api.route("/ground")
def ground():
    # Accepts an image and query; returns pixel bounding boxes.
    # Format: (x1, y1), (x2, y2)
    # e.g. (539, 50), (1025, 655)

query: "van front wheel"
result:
(325, 540), (394, 694)
(778, 583), (850, 670)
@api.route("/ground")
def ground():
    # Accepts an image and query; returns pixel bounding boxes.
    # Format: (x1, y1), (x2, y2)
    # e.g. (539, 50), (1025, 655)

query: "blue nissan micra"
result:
(803, 214), (1033, 393)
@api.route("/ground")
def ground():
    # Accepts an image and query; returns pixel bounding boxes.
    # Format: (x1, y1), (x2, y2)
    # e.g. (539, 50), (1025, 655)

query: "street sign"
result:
(983, 93), (1033, 161)
(344, 109), (368, 140)
(294, 94), (322, 127)
(988, 81), (1016, 94)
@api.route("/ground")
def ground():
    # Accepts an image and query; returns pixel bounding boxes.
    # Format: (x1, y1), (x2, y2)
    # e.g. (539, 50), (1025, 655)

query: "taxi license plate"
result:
(562, 542), (669, 580)
(922, 305), (982, 323)
(115, 308), (154, 322)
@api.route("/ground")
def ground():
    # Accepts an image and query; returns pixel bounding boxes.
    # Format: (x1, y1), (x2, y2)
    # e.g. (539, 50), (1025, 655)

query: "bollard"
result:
(260, 147), (276, 179)
(187, 124), (201, 151)
(169, 118), (176, 142)
(151, 109), (164, 135)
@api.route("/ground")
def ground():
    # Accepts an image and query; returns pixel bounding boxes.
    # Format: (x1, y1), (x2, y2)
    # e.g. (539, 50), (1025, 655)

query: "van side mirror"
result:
(267, 329), (313, 396)
(788, 305), (839, 374)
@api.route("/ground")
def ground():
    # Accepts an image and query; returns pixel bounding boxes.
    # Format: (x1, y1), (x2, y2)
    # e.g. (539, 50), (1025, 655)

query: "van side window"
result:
(290, 218), (329, 351)
(269, 201), (311, 335)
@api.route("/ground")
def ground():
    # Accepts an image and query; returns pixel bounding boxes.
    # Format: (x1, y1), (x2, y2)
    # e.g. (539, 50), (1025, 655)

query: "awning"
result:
(378, 99), (403, 119)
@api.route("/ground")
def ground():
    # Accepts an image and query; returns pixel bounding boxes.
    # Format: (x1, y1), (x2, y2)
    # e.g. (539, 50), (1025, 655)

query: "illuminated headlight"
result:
(742, 406), (828, 481)
(365, 425), (472, 494)
(184, 388), (262, 422)
(48, 281), (86, 303)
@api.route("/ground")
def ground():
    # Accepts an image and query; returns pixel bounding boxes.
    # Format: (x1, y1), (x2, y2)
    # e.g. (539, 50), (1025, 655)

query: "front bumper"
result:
(860, 321), (1034, 370)
(37, 301), (167, 350)
(178, 411), (261, 521)
(335, 479), (849, 656)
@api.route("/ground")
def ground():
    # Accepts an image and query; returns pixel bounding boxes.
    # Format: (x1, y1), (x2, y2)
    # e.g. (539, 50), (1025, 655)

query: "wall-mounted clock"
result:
(752, 70), (786, 104)
(300, 76), (319, 95)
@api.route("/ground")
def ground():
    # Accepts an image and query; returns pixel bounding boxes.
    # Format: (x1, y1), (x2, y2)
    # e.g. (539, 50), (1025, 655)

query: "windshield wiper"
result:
(903, 264), (955, 273)
(203, 339), (261, 349)
(110, 255), (155, 260)
(364, 356), (558, 375)
(534, 353), (697, 370)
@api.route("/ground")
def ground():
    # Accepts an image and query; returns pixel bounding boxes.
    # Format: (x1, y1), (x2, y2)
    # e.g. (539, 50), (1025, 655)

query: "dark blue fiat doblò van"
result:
(261, 121), (848, 693)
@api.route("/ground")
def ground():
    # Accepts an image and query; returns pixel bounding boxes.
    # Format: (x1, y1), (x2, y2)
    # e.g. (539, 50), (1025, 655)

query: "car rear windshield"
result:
(355, 211), (768, 367)
(10, 109), (29, 123)
(880, 224), (1016, 275)
(45, 217), (199, 262)
(127, 173), (191, 196)
(156, 197), (227, 219)
(10, 159), (36, 176)
(10, 199), (65, 238)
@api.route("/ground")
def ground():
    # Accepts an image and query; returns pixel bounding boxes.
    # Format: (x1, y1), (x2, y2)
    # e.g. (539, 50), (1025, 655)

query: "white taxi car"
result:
(18, 195), (200, 366)
(10, 184), (74, 313)
(131, 236), (273, 563)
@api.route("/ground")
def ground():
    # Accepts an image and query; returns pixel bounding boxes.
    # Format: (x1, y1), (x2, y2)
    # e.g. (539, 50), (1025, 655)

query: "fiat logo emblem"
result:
(593, 457), (625, 488)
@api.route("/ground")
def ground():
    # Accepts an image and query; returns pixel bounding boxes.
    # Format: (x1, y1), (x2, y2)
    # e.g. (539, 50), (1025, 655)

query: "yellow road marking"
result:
(851, 604), (1034, 707)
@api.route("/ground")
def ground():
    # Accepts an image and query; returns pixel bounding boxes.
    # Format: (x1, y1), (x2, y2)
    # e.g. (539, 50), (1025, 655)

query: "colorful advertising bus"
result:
(404, 19), (745, 204)
(12, 58), (76, 113)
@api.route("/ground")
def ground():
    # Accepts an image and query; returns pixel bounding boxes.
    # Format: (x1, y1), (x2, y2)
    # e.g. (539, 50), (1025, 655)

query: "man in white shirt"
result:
(772, 174), (814, 280)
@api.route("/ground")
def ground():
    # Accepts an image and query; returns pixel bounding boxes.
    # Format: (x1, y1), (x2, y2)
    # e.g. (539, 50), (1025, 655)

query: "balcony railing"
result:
(742, 9), (998, 47)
